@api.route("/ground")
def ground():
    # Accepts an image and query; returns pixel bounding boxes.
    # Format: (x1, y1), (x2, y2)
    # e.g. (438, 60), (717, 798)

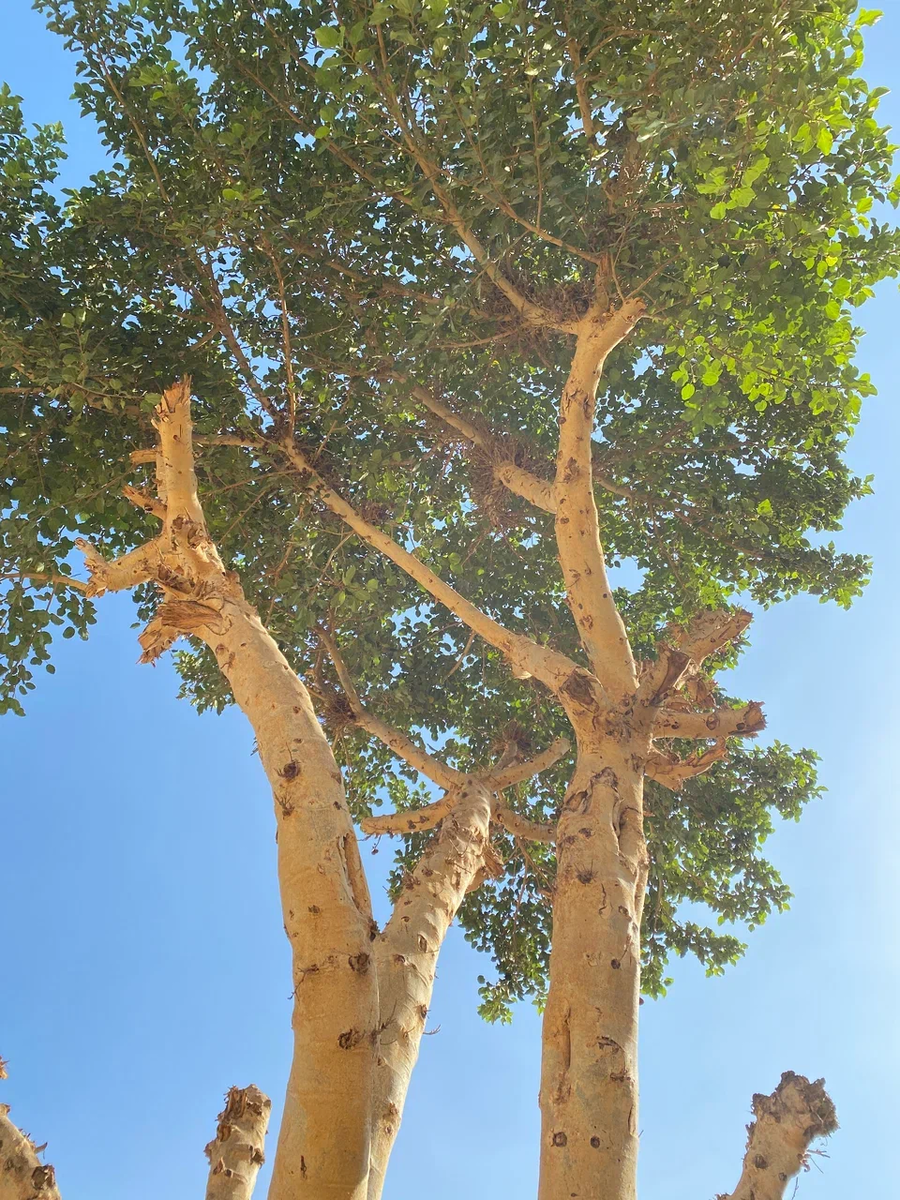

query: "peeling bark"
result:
(205, 1086), (271, 1200)
(720, 1073), (838, 1200)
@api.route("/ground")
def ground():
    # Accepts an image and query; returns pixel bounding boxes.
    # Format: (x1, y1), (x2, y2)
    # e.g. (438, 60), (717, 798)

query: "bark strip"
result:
(720, 1072), (838, 1200)
(205, 1086), (271, 1200)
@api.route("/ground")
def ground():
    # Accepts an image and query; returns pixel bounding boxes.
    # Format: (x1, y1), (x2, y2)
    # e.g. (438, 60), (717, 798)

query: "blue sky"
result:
(1, 4), (898, 1198)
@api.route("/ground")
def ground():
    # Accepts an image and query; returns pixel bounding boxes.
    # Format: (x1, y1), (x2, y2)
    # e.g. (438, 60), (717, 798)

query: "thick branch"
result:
(554, 306), (644, 694)
(368, 781), (497, 1198)
(408, 383), (556, 513)
(205, 1086), (271, 1200)
(281, 441), (578, 692)
(654, 701), (765, 740)
(152, 377), (206, 526)
(720, 1072), (838, 1200)
(0, 1104), (61, 1200)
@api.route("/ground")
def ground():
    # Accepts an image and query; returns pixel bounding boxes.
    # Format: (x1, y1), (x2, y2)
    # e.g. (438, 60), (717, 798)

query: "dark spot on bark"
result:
(590, 1136), (601, 1148)
(611, 959), (621, 970)
(423, 868), (434, 877)
(618, 905), (630, 916)
(300, 1156), (307, 1179)
(369, 920), (379, 940)
(596, 766), (619, 791)
(349, 952), (370, 973)
(308, 905), (321, 915)
(251, 1148), (265, 1165)
(579, 827), (593, 837)
(280, 760), (299, 780)
(577, 869), (594, 884)
(754, 1155), (768, 1170)
(338, 1029), (363, 1050)
(417, 934), (429, 952)
(552, 1131), (568, 1147)
(393, 953), (407, 965)
(561, 668), (598, 709)
(417, 1004), (428, 1021)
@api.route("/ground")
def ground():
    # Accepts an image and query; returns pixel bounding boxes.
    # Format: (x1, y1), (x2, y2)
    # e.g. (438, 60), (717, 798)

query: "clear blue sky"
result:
(1, 5), (898, 1198)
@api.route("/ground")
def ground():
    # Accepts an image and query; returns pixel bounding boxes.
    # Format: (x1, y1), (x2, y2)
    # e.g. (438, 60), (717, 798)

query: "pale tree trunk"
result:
(720, 1073), (838, 1200)
(205, 1086), (272, 1200)
(367, 781), (496, 1200)
(77, 380), (379, 1200)
(195, 601), (378, 1200)
(538, 739), (649, 1200)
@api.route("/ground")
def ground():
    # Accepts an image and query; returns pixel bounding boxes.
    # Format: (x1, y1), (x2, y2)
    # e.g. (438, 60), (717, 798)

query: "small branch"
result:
(487, 737), (570, 789)
(129, 434), (254, 467)
(361, 793), (455, 837)
(0, 572), (88, 594)
(319, 628), (460, 792)
(205, 1085), (271, 1200)
(719, 1072), (838, 1200)
(0, 1102), (62, 1200)
(654, 701), (765, 740)
(644, 741), (728, 791)
(359, 739), (569, 838)
(495, 808), (556, 843)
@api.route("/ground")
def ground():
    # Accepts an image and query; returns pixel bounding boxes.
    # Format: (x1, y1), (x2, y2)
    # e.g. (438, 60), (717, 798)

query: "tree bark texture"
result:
(0, 1105), (61, 1200)
(205, 1086), (271, 1200)
(538, 739), (649, 1200)
(720, 1073), (837, 1200)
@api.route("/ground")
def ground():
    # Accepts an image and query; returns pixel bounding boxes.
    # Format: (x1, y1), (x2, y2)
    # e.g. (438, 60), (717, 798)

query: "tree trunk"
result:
(538, 742), (648, 1200)
(367, 781), (495, 1199)
(195, 600), (379, 1200)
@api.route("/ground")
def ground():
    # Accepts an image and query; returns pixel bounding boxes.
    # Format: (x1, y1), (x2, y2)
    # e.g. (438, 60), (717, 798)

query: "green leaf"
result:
(315, 26), (344, 50)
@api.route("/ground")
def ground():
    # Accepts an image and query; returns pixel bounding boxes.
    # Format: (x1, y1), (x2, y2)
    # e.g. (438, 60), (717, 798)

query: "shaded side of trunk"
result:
(538, 743), (648, 1200)
(367, 781), (494, 1200)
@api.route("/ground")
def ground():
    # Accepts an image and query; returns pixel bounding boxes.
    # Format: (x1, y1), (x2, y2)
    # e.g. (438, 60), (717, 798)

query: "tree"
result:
(1, 1), (897, 1198)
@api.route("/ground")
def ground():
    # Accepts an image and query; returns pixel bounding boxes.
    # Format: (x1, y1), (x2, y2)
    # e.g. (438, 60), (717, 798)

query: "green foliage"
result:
(2, 0), (898, 1009)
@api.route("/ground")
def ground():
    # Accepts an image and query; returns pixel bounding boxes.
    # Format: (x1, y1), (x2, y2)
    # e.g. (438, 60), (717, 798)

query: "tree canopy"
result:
(2, 0), (897, 1023)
